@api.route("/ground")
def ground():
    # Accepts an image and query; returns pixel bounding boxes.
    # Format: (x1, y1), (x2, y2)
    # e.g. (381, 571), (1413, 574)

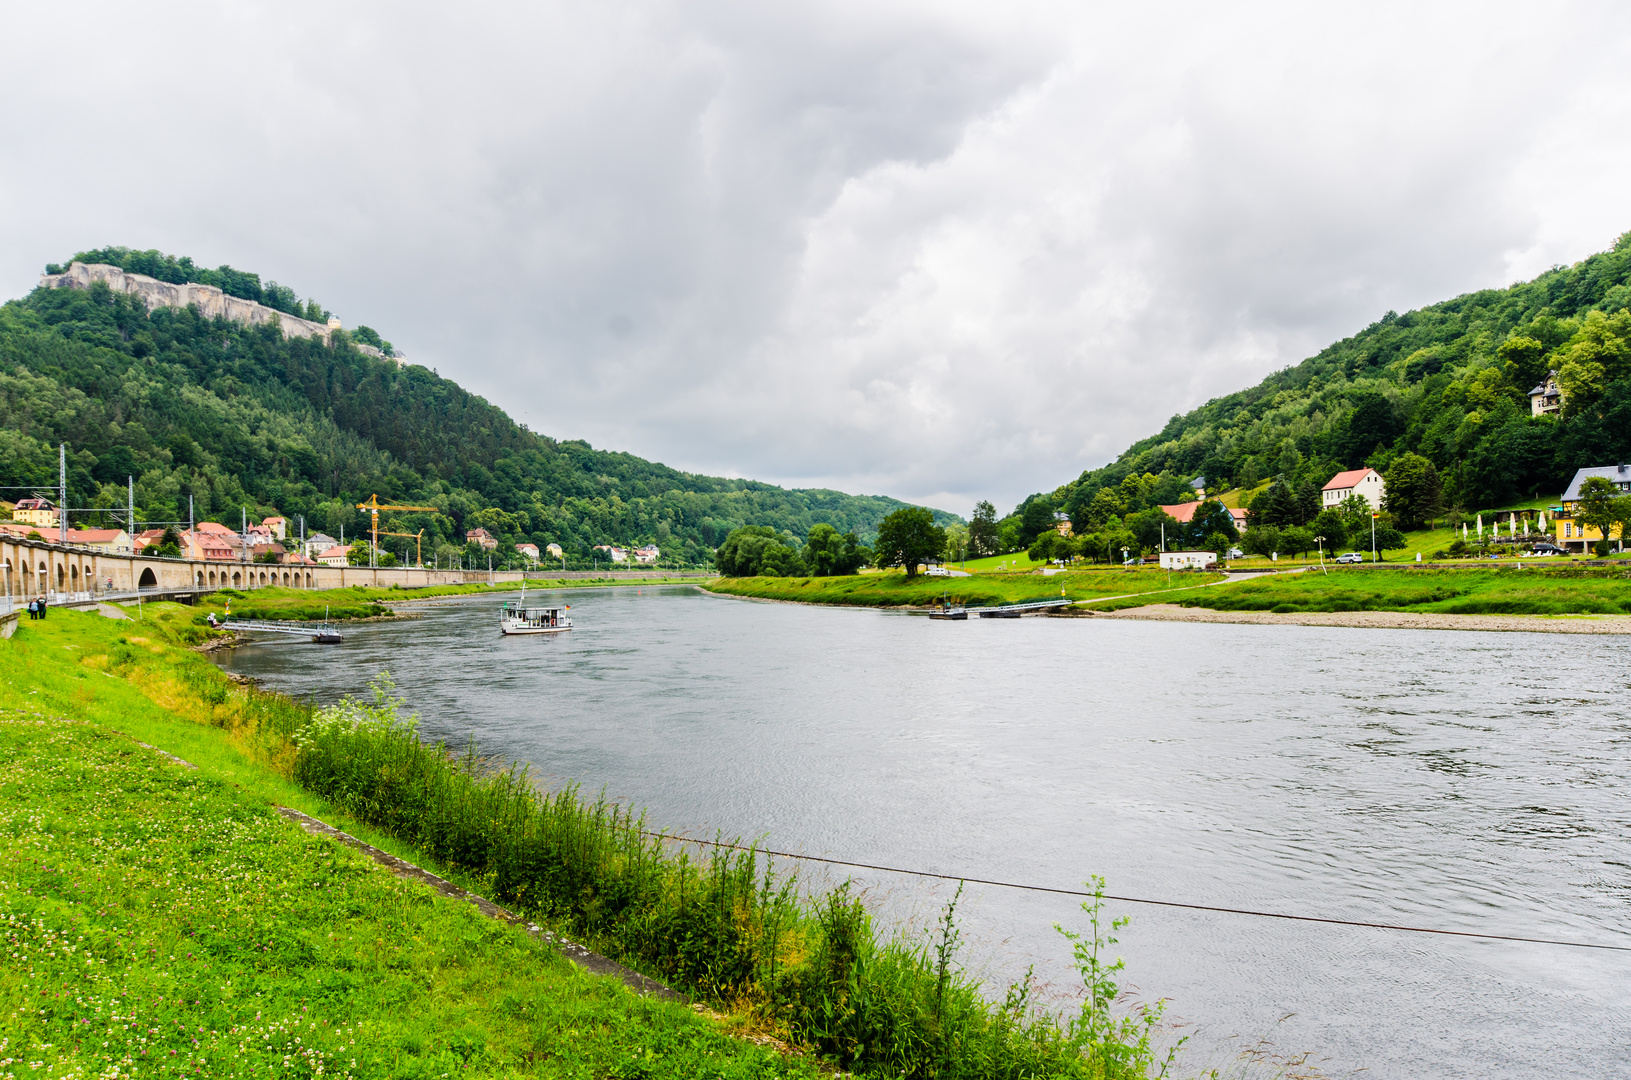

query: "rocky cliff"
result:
(40, 262), (403, 364)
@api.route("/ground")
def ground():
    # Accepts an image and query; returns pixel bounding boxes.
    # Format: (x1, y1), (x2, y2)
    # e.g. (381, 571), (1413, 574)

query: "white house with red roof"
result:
(1321, 468), (1385, 510)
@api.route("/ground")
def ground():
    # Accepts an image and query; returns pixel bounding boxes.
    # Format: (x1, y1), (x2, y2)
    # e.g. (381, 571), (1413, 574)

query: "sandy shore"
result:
(1071, 603), (1631, 634)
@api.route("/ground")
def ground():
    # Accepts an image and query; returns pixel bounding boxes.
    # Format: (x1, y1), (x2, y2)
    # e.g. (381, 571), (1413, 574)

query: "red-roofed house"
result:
(466, 527), (499, 551)
(1321, 468), (1385, 510)
(261, 516), (288, 540)
(1159, 502), (1250, 533)
(65, 528), (132, 554)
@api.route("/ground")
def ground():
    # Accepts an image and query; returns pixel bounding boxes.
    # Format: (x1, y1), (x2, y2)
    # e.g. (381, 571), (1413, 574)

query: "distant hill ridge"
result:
(1, 246), (955, 567)
(1033, 229), (1631, 528)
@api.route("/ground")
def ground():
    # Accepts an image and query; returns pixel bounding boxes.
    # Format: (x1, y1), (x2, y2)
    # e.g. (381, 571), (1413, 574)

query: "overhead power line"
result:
(642, 831), (1631, 954)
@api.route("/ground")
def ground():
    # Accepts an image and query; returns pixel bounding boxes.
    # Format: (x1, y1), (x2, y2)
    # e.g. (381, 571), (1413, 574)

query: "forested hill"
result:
(1041, 231), (1631, 528)
(0, 247), (955, 567)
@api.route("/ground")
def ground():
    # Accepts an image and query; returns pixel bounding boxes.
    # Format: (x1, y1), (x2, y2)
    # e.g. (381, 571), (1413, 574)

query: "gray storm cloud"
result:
(4, 1), (1630, 514)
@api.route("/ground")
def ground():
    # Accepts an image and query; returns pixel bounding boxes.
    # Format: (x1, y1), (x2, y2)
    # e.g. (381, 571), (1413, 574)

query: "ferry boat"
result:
(499, 586), (572, 635)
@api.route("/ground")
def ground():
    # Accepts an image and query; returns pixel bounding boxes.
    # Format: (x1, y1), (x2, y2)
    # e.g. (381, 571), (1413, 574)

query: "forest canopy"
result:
(1000, 230), (1631, 540)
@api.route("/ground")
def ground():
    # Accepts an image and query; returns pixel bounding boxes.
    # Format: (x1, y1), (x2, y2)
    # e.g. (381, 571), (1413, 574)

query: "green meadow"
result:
(0, 608), (826, 1079)
(1085, 565), (1631, 616)
(703, 568), (1224, 608)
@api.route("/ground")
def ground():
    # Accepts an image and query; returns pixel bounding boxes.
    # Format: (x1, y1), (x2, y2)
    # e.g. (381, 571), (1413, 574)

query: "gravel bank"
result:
(1072, 603), (1631, 634)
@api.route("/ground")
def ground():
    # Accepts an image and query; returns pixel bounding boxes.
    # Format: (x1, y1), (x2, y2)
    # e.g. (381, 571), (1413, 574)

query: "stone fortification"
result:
(40, 262), (403, 364)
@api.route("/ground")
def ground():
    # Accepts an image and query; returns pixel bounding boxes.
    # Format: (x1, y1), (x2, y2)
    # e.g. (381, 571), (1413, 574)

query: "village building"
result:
(12, 498), (59, 529)
(1159, 550), (1216, 570)
(1321, 468), (1386, 510)
(465, 527), (499, 551)
(187, 525), (239, 561)
(631, 544), (660, 564)
(315, 545), (351, 567)
(1555, 464), (1631, 552)
(64, 528), (132, 555)
(261, 516), (288, 540)
(303, 532), (337, 558)
(1529, 370), (1563, 416)
(545, 543), (564, 560)
(1158, 502), (1250, 533)
(515, 543), (540, 561)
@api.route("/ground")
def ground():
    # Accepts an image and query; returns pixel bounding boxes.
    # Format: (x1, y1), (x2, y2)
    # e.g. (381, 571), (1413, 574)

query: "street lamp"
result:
(1315, 535), (1327, 576)
(1371, 513), (1378, 563)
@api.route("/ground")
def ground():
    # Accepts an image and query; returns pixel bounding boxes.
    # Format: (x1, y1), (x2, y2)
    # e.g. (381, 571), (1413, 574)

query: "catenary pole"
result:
(58, 443), (67, 544)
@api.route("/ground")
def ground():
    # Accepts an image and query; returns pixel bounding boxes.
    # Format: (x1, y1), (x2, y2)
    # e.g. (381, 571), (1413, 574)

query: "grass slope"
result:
(1087, 566), (1631, 616)
(703, 568), (1224, 608)
(0, 609), (821, 1078)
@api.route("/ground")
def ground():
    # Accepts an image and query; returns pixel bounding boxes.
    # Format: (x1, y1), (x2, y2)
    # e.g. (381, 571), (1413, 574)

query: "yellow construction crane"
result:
(377, 528), (426, 568)
(354, 495), (437, 566)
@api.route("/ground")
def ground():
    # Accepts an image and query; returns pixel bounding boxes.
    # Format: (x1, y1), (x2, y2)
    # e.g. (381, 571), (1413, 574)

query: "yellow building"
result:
(1555, 465), (1630, 552)
(12, 498), (58, 529)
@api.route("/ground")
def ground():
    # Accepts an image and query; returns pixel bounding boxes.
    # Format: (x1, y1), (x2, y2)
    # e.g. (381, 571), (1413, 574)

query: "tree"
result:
(1574, 477), (1629, 556)
(1242, 524), (1281, 557)
(151, 524), (183, 559)
(968, 500), (1000, 556)
(1027, 529), (1073, 564)
(1182, 500), (1237, 549)
(873, 507), (946, 578)
(942, 523), (969, 566)
(347, 540), (371, 566)
(1249, 482), (1300, 528)
(1383, 452), (1445, 530)
(1309, 509), (1348, 553)
(1280, 526), (1316, 559)
(801, 524), (869, 576)
(714, 525), (805, 577)
(1018, 498), (1057, 547)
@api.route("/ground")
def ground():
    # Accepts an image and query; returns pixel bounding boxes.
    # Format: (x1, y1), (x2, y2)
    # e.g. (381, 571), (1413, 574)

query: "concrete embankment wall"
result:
(0, 534), (520, 601)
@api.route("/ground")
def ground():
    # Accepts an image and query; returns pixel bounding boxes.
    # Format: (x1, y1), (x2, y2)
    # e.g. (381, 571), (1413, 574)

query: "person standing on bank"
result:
(26, 598), (36, 620)
(37, 597), (46, 620)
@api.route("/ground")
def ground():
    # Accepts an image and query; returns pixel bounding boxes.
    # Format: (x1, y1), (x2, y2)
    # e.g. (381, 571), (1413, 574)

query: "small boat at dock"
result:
(500, 584), (572, 635)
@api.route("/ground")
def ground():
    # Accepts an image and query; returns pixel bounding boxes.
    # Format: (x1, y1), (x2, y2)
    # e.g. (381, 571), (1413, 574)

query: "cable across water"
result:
(641, 830), (1631, 953)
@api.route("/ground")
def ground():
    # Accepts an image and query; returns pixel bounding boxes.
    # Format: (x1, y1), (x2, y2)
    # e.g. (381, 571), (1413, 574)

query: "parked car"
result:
(1335, 552), (1365, 564)
(924, 565), (950, 577)
(1227, 547), (1244, 559)
(1527, 543), (1565, 555)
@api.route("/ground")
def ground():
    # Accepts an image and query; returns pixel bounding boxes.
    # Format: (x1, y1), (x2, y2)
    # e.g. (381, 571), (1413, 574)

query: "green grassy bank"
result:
(0, 609), (828, 1078)
(190, 579), (713, 625)
(1084, 565), (1631, 616)
(702, 569), (1224, 609)
(0, 607), (1179, 1079)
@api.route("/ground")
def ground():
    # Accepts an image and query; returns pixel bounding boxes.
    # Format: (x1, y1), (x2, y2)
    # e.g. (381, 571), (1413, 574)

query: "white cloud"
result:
(4, 1), (1631, 514)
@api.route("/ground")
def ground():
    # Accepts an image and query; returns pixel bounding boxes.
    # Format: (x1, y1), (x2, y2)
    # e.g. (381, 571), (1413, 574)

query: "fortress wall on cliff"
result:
(39, 262), (401, 364)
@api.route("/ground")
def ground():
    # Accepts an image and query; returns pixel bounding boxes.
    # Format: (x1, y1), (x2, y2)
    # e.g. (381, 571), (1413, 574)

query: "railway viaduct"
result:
(0, 533), (501, 602)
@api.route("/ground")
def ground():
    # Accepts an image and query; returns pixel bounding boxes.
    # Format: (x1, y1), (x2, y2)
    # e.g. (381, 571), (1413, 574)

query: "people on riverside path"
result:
(36, 597), (46, 620)
(26, 599), (37, 620)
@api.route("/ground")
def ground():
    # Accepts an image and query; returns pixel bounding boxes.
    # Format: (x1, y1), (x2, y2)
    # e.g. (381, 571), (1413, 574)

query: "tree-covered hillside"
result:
(1036, 231), (1631, 530)
(0, 250), (955, 567)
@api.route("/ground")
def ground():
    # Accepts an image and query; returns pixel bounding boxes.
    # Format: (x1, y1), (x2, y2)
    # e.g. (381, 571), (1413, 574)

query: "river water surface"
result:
(214, 586), (1631, 1079)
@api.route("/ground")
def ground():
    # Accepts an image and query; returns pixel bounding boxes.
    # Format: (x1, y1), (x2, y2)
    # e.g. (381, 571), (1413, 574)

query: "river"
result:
(212, 585), (1631, 1079)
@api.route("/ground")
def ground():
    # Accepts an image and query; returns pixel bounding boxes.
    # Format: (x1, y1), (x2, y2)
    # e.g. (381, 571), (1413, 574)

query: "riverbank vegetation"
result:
(0, 610), (826, 1078)
(1084, 565), (1631, 616)
(0, 607), (1182, 1079)
(703, 568), (1224, 608)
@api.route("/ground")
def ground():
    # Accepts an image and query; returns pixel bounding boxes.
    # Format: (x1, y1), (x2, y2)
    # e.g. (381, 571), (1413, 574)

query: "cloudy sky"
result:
(5, 2), (1631, 514)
